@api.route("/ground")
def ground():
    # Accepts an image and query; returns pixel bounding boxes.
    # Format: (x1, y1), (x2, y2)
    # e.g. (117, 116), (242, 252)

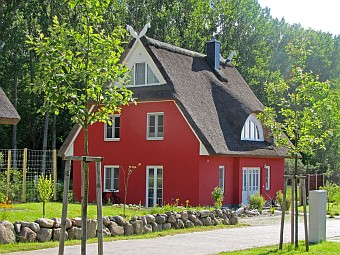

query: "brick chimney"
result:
(206, 37), (221, 70)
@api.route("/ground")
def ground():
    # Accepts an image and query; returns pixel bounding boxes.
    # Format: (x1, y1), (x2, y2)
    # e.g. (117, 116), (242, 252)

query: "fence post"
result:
(22, 148), (27, 203)
(6, 150), (11, 199)
(53, 149), (57, 201)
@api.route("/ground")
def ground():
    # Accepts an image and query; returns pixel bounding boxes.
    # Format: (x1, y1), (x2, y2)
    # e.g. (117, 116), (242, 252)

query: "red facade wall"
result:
(72, 101), (201, 205)
(71, 100), (285, 206)
(238, 157), (285, 202)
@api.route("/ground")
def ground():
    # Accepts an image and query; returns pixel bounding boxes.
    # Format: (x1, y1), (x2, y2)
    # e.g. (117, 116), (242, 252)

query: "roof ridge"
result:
(144, 36), (206, 59)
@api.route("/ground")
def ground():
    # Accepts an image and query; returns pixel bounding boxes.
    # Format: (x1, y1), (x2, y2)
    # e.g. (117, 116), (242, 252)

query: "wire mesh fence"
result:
(0, 148), (57, 203)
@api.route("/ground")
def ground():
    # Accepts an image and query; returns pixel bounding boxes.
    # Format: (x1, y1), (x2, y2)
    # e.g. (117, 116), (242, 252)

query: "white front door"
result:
(146, 166), (163, 207)
(242, 167), (260, 205)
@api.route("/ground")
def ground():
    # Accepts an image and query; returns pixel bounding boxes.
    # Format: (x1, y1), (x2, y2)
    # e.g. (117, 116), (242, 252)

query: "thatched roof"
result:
(0, 87), (20, 125)
(59, 37), (288, 157)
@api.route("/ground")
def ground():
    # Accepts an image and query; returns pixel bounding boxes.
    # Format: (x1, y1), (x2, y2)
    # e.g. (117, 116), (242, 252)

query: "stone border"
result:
(0, 208), (238, 244)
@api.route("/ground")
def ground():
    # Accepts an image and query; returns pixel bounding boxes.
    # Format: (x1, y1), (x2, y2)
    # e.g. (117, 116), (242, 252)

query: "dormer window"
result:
(129, 62), (159, 86)
(241, 114), (264, 141)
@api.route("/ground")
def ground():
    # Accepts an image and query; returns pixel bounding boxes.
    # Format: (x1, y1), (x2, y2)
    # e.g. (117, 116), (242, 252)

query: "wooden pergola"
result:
(0, 87), (20, 125)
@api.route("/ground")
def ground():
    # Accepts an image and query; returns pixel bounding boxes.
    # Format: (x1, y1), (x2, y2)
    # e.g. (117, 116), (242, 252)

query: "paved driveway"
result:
(5, 217), (340, 255)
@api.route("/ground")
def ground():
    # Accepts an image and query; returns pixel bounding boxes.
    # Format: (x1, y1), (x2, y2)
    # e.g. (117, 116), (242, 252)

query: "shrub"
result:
(0, 169), (22, 202)
(211, 187), (224, 209)
(320, 181), (340, 211)
(249, 193), (265, 212)
(276, 190), (291, 211)
(37, 174), (53, 217)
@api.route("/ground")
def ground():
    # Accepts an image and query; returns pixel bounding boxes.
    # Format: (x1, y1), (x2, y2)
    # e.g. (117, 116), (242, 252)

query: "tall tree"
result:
(259, 41), (334, 248)
(28, 0), (134, 252)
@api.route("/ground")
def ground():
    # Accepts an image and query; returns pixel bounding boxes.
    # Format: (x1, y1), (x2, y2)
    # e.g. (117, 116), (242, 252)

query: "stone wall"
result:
(0, 208), (238, 244)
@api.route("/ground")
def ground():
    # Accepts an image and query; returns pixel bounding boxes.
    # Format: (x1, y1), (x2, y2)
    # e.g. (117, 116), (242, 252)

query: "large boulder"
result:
(37, 228), (52, 242)
(87, 220), (97, 238)
(103, 227), (111, 237)
(143, 224), (152, 234)
(18, 226), (37, 242)
(0, 221), (15, 244)
(37, 218), (54, 228)
(124, 222), (134, 236)
(150, 222), (162, 232)
(162, 223), (172, 230)
(67, 226), (82, 240)
(110, 226), (124, 236)
(181, 211), (189, 221)
(103, 216), (111, 227)
(65, 218), (73, 229)
(20, 221), (40, 232)
(13, 222), (21, 234)
(199, 210), (210, 218)
(155, 214), (166, 224)
(188, 214), (197, 222)
(200, 216), (212, 226)
(194, 219), (203, 226)
(132, 220), (144, 235)
(71, 218), (82, 228)
(229, 214), (238, 225)
(167, 214), (176, 224)
(145, 214), (155, 224)
(53, 218), (62, 228)
(114, 216), (125, 226)
(52, 228), (68, 241)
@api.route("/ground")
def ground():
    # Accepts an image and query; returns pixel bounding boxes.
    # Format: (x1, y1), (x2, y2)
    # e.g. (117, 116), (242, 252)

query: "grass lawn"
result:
(219, 241), (340, 254)
(1, 202), (204, 222)
(297, 202), (340, 217)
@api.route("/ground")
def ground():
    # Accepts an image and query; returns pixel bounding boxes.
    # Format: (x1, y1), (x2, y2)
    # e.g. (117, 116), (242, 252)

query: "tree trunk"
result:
(42, 112), (49, 175)
(81, 123), (89, 255)
(52, 114), (56, 150)
(43, 201), (46, 218)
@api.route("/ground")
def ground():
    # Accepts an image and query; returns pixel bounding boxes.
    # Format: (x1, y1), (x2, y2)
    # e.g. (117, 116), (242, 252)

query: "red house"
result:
(59, 36), (288, 207)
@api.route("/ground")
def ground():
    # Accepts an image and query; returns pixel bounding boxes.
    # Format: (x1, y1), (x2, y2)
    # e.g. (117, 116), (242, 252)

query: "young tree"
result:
(28, 0), (133, 253)
(37, 174), (53, 218)
(259, 40), (334, 248)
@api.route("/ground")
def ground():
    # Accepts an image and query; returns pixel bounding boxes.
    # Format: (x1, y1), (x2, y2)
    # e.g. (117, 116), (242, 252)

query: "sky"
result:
(257, 0), (340, 35)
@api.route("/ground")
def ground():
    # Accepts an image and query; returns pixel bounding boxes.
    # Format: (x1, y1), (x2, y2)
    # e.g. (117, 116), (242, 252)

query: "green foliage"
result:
(276, 190), (292, 211)
(320, 181), (340, 211)
(27, 0), (134, 129)
(249, 193), (265, 212)
(37, 174), (53, 217)
(211, 187), (224, 208)
(0, 169), (22, 202)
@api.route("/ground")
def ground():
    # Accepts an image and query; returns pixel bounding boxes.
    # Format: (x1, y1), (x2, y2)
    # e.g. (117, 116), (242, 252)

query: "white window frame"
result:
(104, 114), (120, 141)
(130, 62), (160, 86)
(219, 166), (225, 193)
(265, 165), (271, 190)
(241, 113), (264, 141)
(146, 166), (163, 207)
(147, 112), (164, 140)
(104, 165), (120, 192)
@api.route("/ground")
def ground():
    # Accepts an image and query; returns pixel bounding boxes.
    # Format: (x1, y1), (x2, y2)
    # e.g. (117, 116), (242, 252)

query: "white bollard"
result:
(309, 190), (327, 243)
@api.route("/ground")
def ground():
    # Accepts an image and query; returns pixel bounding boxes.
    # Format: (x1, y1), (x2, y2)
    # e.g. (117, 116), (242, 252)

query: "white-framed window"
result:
(241, 113), (264, 141)
(104, 115), (120, 141)
(129, 62), (160, 86)
(219, 166), (225, 193)
(104, 165), (120, 192)
(147, 112), (164, 140)
(265, 165), (271, 190)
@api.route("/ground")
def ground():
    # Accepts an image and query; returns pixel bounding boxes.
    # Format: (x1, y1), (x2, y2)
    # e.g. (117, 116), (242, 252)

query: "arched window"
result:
(241, 114), (264, 141)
